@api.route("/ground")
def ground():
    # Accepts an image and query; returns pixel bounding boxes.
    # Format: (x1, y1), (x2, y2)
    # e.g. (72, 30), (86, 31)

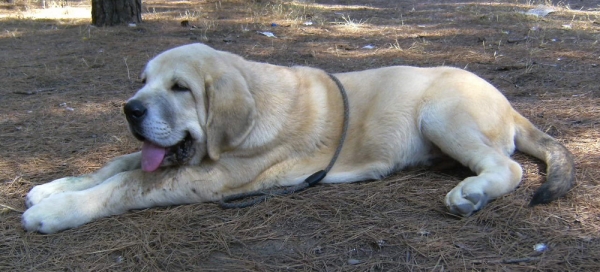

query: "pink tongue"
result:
(141, 141), (167, 172)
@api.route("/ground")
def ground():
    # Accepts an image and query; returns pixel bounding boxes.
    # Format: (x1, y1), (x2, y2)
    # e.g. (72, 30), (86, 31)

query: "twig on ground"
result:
(13, 88), (56, 95)
(472, 257), (540, 264)
(0, 203), (24, 214)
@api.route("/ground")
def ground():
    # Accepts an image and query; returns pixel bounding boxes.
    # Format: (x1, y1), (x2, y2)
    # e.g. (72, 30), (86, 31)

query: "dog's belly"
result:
(318, 123), (439, 184)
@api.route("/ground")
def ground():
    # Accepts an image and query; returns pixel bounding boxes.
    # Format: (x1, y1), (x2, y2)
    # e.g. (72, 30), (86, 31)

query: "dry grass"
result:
(1, 0), (600, 270)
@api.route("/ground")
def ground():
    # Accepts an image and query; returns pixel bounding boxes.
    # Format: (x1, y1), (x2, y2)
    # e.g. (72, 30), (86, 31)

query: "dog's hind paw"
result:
(445, 179), (489, 217)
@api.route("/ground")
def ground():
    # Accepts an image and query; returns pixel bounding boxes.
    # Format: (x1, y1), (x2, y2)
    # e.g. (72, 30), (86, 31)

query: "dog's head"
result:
(124, 44), (256, 172)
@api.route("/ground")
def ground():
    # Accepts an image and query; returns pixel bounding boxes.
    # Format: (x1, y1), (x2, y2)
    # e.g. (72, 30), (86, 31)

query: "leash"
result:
(219, 73), (350, 209)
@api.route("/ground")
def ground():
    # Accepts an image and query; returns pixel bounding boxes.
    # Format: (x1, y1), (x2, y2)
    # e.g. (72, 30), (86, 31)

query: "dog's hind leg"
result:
(442, 149), (522, 216)
(421, 109), (523, 216)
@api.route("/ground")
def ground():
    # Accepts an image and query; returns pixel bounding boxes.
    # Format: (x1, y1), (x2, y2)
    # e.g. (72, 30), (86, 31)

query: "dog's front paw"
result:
(26, 177), (86, 207)
(445, 177), (489, 217)
(22, 192), (92, 234)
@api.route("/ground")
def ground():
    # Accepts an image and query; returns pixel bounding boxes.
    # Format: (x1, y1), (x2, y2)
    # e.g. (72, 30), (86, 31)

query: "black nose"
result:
(124, 99), (147, 122)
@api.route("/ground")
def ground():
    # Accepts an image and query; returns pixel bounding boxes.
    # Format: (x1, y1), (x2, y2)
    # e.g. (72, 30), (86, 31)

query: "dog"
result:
(22, 43), (575, 233)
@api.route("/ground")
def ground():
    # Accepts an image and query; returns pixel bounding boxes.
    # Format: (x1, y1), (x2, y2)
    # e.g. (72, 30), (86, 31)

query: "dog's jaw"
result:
(141, 133), (196, 172)
(162, 134), (196, 167)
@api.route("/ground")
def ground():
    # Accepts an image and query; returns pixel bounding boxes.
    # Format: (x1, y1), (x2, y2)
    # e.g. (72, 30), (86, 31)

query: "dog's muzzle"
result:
(123, 99), (147, 141)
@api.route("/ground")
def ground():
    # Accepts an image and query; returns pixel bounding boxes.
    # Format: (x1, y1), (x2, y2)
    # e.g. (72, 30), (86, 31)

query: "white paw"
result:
(26, 177), (84, 207)
(22, 192), (91, 234)
(445, 177), (489, 217)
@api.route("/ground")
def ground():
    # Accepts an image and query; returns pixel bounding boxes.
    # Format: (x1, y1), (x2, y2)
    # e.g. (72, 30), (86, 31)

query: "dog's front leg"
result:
(22, 166), (224, 234)
(26, 152), (142, 207)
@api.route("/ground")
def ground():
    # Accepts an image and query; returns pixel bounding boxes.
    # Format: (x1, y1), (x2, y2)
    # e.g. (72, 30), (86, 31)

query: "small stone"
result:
(533, 243), (548, 252)
(348, 259), (361, 265)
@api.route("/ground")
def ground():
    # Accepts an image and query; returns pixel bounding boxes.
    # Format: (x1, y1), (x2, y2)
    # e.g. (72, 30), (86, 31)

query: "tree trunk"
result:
(92, 0), (142, 27)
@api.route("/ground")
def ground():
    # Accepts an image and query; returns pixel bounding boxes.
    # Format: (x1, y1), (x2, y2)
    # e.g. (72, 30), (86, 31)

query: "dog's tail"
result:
(513, 114), (575, 206)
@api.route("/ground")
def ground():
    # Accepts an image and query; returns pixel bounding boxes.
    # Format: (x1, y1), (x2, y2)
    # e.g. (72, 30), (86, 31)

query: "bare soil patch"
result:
(1, 0), (599, 270)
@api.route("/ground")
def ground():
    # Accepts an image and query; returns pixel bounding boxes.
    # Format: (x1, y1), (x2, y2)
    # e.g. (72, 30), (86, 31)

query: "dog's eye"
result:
(172, 83), (189, 92)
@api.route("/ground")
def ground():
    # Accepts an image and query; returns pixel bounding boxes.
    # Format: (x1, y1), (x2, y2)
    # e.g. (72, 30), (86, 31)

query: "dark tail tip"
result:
(529, 138), (576, 207)
(529, 170), (575, 207)
(529, 183), (558, 206)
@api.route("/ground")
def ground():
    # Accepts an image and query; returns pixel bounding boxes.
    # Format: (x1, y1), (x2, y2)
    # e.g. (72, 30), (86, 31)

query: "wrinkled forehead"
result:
(141, 53), (179, 81)
(142, 54), (208, 82)
(136, 45), (223, 97)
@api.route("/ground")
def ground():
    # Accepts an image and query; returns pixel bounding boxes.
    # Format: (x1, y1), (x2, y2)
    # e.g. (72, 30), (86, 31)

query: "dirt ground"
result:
(1, 0), (599, 270)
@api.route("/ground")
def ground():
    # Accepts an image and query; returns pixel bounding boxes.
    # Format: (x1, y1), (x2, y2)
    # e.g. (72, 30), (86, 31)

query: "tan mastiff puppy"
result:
(22, 43), (575, 233)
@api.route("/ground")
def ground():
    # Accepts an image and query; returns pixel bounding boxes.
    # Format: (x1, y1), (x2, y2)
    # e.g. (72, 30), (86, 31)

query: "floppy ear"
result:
(204, 72), (256, 161)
